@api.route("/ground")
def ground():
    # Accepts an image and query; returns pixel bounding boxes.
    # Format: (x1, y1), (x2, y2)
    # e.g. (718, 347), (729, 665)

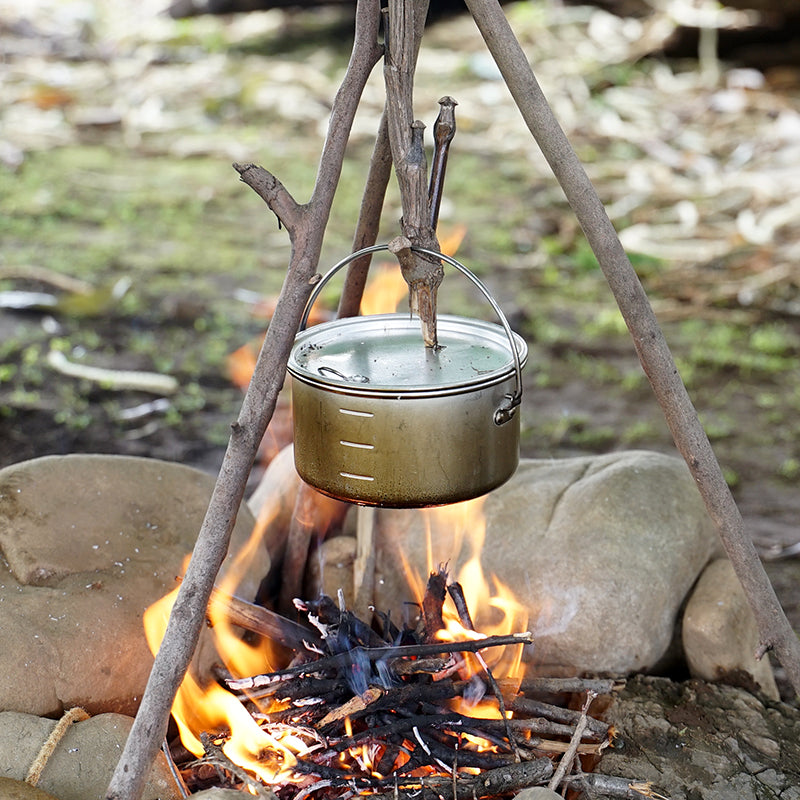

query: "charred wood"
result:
(511, 696), (610, 740)
(422, 566), (448, 641)
(364, 757), (554, 800)
(225, 632), (533, 691)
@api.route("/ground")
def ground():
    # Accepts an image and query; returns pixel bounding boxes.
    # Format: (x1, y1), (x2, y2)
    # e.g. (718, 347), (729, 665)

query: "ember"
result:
(149, 564), (614, 798)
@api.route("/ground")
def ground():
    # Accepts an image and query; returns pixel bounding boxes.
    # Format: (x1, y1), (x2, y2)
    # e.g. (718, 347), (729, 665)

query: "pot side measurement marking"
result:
(337, 408), (376, 480)
(339, 472), (375, 482)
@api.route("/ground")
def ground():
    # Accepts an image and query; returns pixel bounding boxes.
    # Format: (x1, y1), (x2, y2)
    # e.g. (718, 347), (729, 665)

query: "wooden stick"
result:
(511, 695), (609, 739)
(365, 757), (553, 800)
(338, 111), (392, 318)
(422, 566), (448, 642)
(384, 0), (442, 347)
(204, 583), (324, 651)
(278, 483), (321, 616)
(518, 676), (620, 695)
(353, 505), (377, 619)
(226, 632), (533, 690)
(104, 6), (383, 799)
(547, 690), (597, 791)
(566, 773), (667, 799)
(428, 96), (457, 230)
(462, 0), (800, 699)
(199, 734), (276, 798)
(446, 581), (520, 762)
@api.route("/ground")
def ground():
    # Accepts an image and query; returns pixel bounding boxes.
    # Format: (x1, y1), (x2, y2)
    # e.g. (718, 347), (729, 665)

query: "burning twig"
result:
(226, 632), (534, 691)
(422, 566), (448, 641)
(202, 581), (324, 653)
(177, 579), (613, 797)
(447, 580), (520, 763)
(446, 582), (474, 631)
(198, 733), (278, 798)
(317, 686), (384, 727)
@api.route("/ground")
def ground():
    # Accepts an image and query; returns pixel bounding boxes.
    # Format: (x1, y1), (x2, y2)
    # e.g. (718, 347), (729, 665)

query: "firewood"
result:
(422, 566), (448, 641)
(363, 757), (554, 800)
(511, 696), (610, 739)
(317, 686), (384, 727)
(204, 583), (323, 653)
(225, 632), (534, 691)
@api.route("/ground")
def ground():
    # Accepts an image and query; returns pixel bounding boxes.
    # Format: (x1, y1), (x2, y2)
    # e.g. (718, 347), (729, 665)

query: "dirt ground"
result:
(1, 1), (799, 622)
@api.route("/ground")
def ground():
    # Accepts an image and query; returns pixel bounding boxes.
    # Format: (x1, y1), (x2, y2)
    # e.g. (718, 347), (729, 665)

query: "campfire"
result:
(136, 225), (624, 798)
(145, 494), (616, 799)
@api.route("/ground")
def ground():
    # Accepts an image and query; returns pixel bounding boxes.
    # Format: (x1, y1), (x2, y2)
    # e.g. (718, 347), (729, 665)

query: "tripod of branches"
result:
(105, 2), (800, 799)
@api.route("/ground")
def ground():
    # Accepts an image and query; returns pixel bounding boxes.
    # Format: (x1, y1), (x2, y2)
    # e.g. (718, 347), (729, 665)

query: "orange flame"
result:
(145, 587), (297, 782)
(145, 492), (528, 784)
(422, 498), (527, 687)
(143, 501), (307, 783)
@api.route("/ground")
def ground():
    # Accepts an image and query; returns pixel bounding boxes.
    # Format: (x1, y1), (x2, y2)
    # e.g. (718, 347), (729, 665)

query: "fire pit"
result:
(149, 566), (615, 798)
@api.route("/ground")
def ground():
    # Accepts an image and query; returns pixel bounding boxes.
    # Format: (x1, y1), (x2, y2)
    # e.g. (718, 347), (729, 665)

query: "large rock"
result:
(0, 711), (180, 800)
(683, 558), (779, 700)
(367, 451), (721, 675)
(0, 779), (59, 800)
(0, 454), (268, 717)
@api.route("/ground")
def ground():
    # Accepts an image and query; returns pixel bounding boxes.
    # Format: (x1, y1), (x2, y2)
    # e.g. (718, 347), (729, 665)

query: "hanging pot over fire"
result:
(288, 245), (527, 508)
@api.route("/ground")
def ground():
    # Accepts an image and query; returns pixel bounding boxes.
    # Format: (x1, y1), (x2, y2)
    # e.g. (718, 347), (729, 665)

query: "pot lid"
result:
(288, 313), (527, 395)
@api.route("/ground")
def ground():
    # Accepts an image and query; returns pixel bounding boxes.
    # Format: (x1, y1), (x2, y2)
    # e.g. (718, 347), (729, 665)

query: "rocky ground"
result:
(1, 0), (799, 696)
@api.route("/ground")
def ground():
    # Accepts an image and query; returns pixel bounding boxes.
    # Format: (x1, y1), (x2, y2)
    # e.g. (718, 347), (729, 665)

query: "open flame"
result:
(143, 513), (303, 783)
(142, 224), (538, 789)
(399, 497), (528, 721)
(144, 488), (530, 790)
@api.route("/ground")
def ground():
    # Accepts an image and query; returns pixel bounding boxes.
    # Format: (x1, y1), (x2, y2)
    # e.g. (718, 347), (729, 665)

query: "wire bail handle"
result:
(300, 244), (524, 424)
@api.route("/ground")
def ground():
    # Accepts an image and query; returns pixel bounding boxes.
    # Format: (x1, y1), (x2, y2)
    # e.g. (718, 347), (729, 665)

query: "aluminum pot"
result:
(287, 245), (527, 507)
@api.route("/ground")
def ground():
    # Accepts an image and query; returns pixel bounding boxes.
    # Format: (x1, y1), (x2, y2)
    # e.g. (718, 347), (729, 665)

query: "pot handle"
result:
(301, 244), (524, 425)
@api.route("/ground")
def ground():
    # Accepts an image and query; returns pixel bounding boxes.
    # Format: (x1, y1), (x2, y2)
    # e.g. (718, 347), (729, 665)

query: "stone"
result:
(0, 778), (59, 800)
(682, 558), (779, 700)
(594, 675), (800, 799)
(513, 789), (562, 800)
(368, 450), (721, 675)
(0, 711), (181, 800)
(0, 454), (268, 717)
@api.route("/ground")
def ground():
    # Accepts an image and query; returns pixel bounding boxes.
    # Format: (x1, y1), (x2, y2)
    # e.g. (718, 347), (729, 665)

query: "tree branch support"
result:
(462, 0), (800, 698)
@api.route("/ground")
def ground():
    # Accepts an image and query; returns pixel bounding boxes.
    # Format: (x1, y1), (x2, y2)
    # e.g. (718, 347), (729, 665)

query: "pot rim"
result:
(288, 313), (528, 398)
